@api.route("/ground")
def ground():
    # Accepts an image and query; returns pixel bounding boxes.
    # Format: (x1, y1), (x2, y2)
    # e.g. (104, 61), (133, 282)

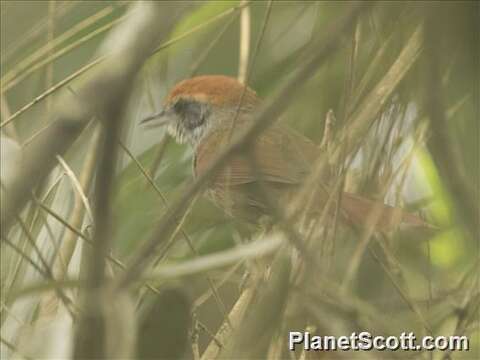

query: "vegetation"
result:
(1, 1), (478, 359)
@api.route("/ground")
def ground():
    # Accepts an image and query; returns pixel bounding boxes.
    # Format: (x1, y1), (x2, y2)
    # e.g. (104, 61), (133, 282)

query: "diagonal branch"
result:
(0, 2), (188, 238)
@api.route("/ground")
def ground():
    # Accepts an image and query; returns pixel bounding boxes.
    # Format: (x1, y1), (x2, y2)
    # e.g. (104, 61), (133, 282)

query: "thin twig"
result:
(0, 58), (102, 129)
(193, 263), (241, 309)
(2, 6), (117, 87)
(37, 126), (100, 319)
(1, 2), (250, 128)
(2, 237), (49, 278)
(2, 174), (63, 299)
(118, 140), (232, 327)
(1, 2), (190, 235)
(190, 14), (237, 76)
(14, 216), (77, 319)
(56, 155), (94, 222)
(10, 235), (283, 302)
(2, 17), (125, 92)
(33, 184), (162, 301)
(1, 1), (77, 63)
(0, 94), (18, 139)
(237, 0), (251, 84)
(227, 0), (273, 141)
(334, 25), (423, 161)
(441, 274), (480, 360)
(197, 319), (224, 349)
(424, 12), (478, 240)
(45, 0), (56, 113)
(368, 245), (433, 334)
(15, 216), (54, 279)
(0, 335), (33, 360)
(201, 287), (255, 360)
(191, 314), (201, 360)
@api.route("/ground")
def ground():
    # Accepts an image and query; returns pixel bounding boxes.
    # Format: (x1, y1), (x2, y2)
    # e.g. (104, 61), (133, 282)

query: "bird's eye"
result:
(173, 98), (189, 115)
(173, 98), (208, 130)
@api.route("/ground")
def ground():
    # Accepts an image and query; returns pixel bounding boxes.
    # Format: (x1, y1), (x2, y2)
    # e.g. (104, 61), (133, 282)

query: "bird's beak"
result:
(139, 108), (173, 128)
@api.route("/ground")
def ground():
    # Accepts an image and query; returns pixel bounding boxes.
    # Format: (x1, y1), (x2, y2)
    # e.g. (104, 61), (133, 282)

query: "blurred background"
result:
(1, 1), (478, 359)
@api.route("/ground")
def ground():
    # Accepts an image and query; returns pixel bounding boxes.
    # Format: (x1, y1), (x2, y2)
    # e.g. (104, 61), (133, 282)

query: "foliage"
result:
(1, 1), (478, 359)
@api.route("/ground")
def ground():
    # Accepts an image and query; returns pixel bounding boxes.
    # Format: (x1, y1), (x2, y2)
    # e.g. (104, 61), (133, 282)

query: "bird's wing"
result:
(194, 125), (433, 232)
(194, 125), (318, 186)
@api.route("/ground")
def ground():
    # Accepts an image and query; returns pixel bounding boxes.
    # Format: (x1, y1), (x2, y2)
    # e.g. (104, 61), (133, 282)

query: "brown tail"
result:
(340, 192), (430, 232)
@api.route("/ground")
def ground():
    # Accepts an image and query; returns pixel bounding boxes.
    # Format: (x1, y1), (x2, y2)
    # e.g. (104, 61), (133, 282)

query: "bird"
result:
(141, 75), (428, 232)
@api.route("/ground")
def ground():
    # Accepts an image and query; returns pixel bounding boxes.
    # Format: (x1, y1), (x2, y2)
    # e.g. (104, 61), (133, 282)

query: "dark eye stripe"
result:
(173, 98), (208, 130)
(173, 98), (189, 115)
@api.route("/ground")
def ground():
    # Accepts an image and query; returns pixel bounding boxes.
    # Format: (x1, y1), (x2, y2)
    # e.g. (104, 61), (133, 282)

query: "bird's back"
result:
(193, 123), (430, 231)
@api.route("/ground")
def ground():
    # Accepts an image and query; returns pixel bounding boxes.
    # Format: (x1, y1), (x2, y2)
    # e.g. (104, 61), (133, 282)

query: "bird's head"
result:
(141, 75), (260, 146)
